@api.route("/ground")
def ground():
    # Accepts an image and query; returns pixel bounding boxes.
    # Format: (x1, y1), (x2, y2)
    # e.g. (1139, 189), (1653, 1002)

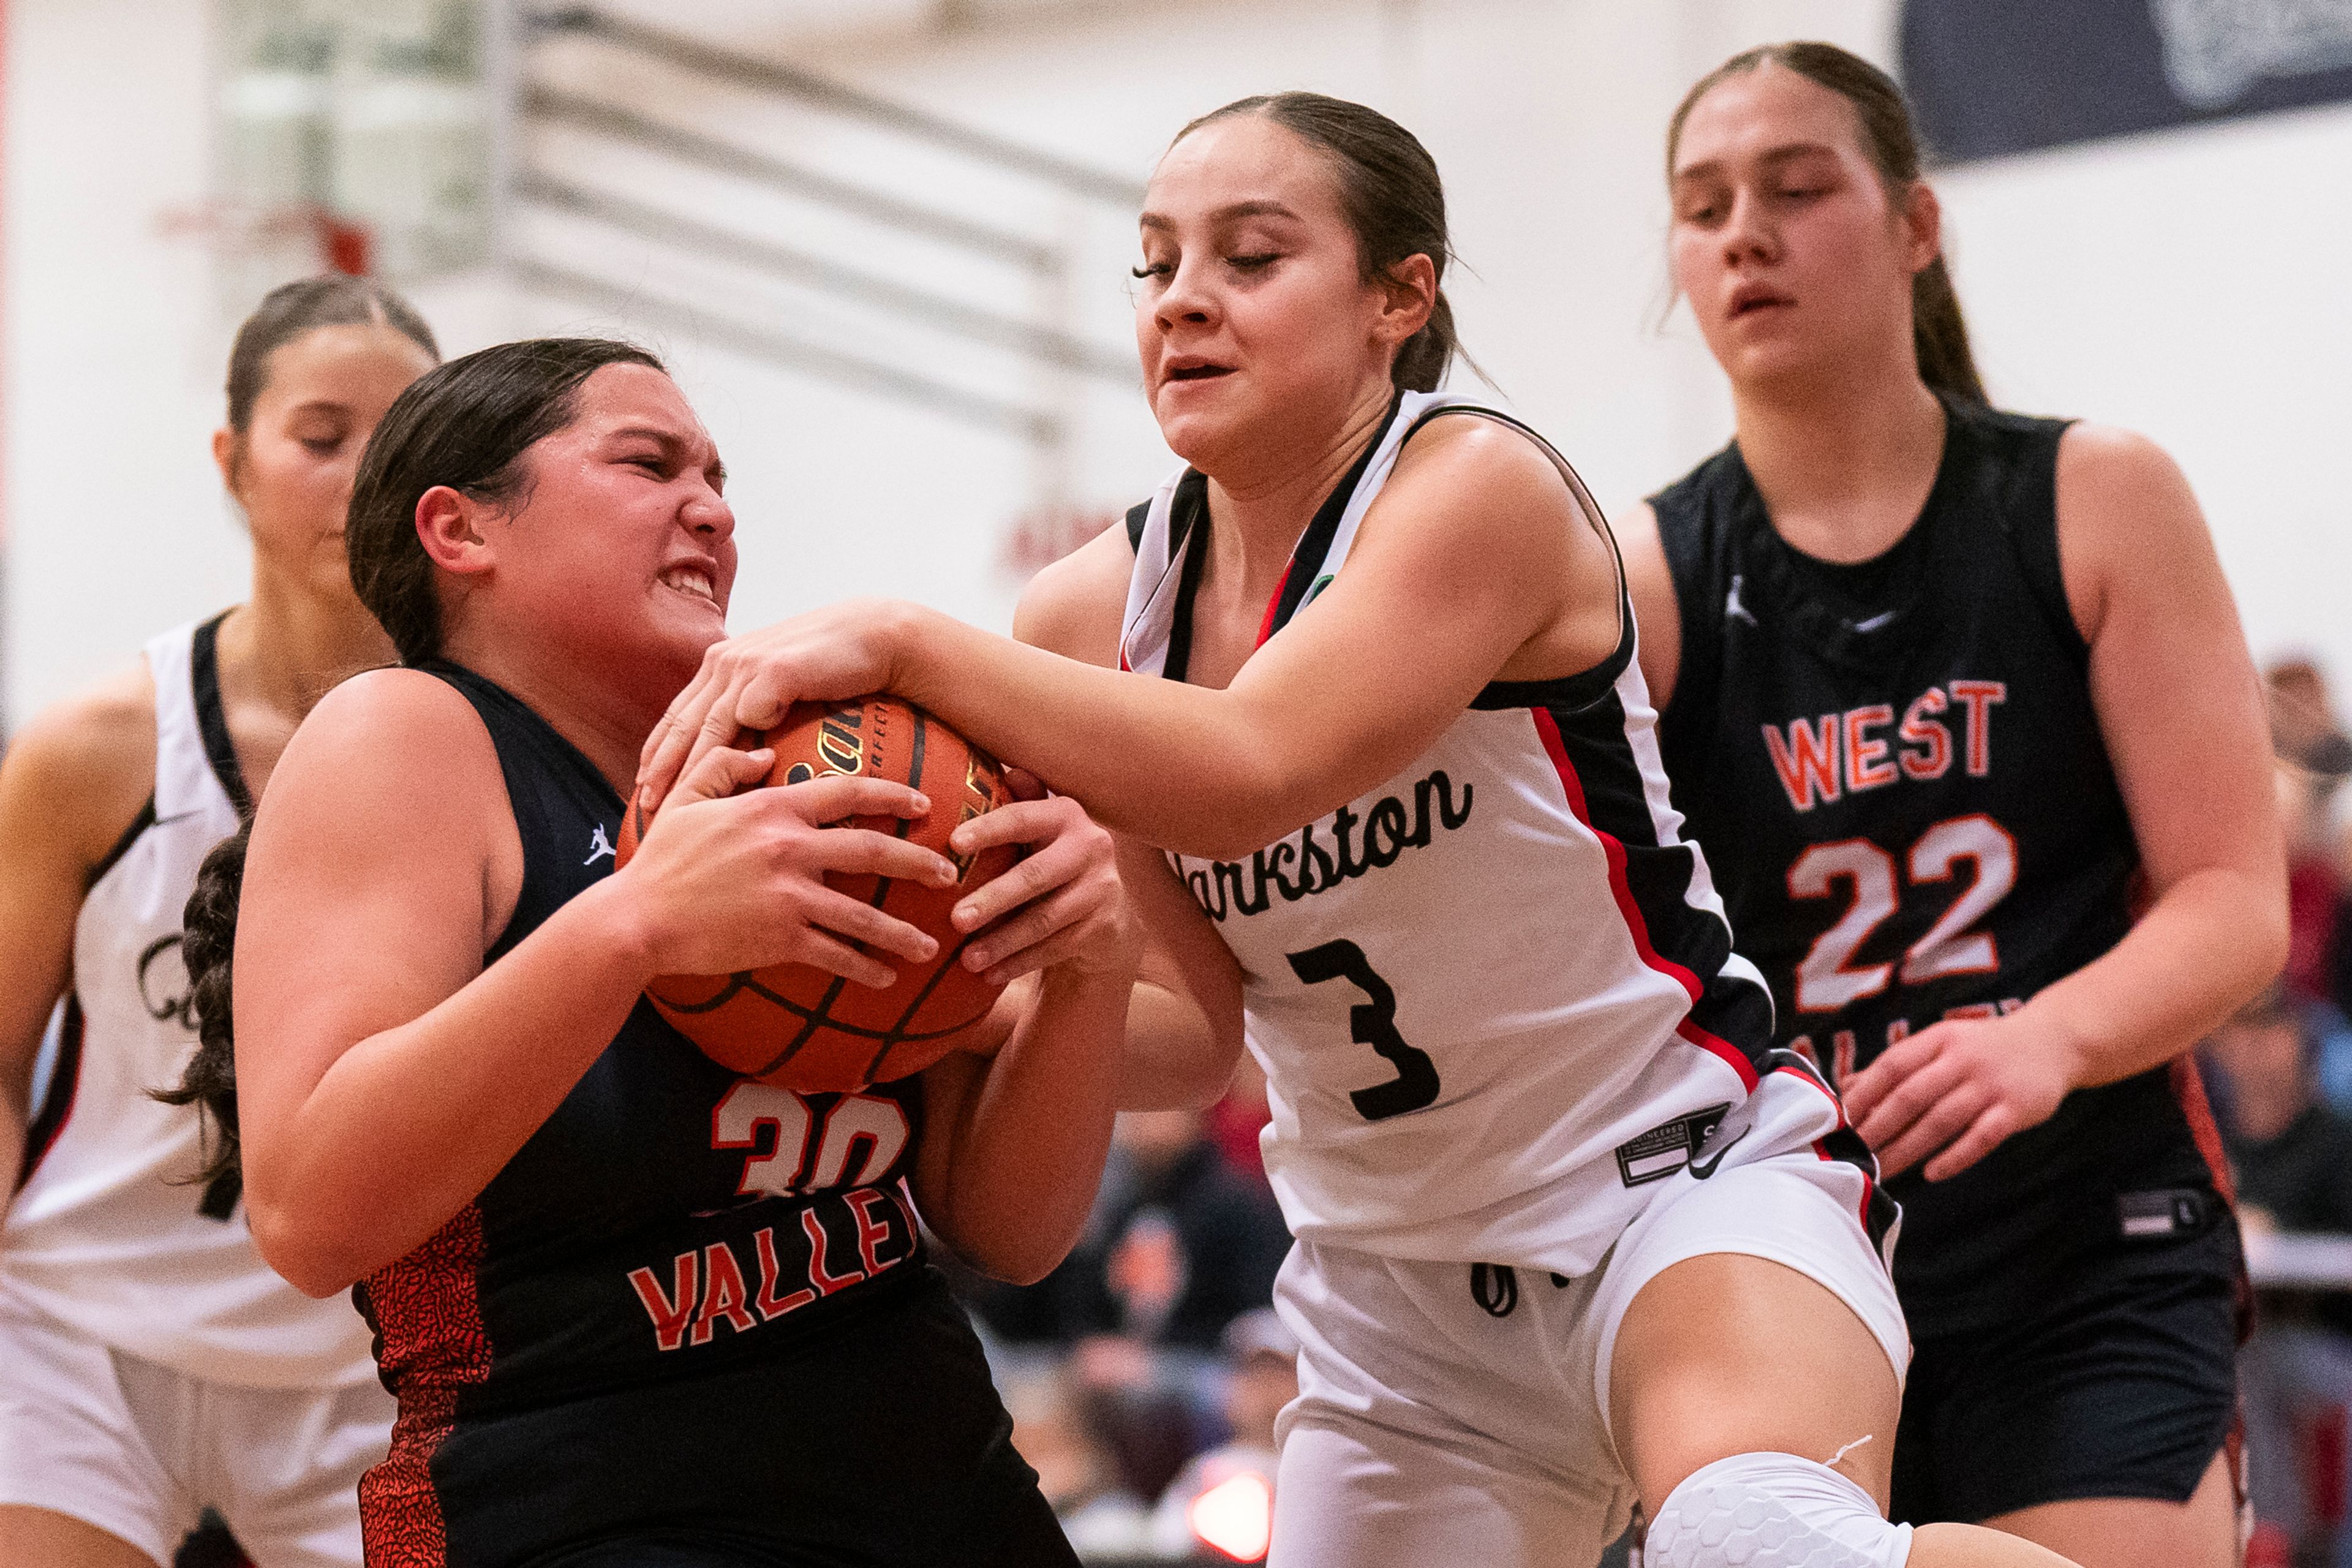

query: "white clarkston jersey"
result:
(4, 616), (377, 1388)
(1120, 391), (1891, 1276)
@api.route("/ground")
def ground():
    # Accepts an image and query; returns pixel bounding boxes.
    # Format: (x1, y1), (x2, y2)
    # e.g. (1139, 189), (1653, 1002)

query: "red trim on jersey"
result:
(2168, 1055), (2237, 1207)
(1254, 563), (1295, 649)
(1529, 708), (1760, 1092)
(1771, 1061), (1881, 1238)
(1531, 709), (1700, 1001)
(359, 1205), (491, 1567)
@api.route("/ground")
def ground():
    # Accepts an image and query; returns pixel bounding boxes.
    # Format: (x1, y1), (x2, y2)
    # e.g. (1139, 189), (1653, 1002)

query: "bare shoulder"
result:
(1013, 522), (1134, 668)
(2054, 422), (2215, 637)
(2057, 421), (2196, 514)
(0, 659), (160, 867)
(267, 668), (503, 824)
(1389, 412), (1593, 529)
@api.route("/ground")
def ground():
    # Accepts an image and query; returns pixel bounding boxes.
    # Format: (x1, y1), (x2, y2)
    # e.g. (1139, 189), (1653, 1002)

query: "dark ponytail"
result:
(1175, 92), (1462, 393)
(156, 825), (252, 1215)
(345, 337), (665, 665)
(1666, 42), (1988, 406)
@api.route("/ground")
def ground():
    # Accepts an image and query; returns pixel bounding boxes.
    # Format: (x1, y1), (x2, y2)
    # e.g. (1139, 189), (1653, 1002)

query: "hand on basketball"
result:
(614, 742), (957, 989)
(947, 771), (1139, 987)
(635, 602), (907, 816)
(1841, 1012), (2079, 1182)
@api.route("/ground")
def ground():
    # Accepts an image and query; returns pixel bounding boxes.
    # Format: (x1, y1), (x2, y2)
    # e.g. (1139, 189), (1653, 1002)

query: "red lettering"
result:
(802, 1208), (864, 1296)
(845, 1188), (900, 1275)
(1763, 715), (1842, 812)
(1942, 1002), (2000, 1022)
(1950, 681), (2006, 776)
(1789, 1035), (1819, 1070)
(1831, 1030), (1858, 1088)
(627, 1251), (700, 1353)
(753, 1226), (816, 1320)
(1885, 1018), (1911, 1049)
(1844, 705), (1897, 791)
(692, 1242), (759, 1346)
(1898, 688), (1951, 780)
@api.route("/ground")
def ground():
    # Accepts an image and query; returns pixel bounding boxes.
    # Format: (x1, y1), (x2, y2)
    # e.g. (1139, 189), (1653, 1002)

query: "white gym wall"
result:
(6, 0), (2348, 729)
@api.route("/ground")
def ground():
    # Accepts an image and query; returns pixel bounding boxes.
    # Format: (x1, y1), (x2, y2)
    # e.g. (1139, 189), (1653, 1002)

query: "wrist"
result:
(570, 875), (662, 989)
(881, 601), (946, 710)
(2018, 996), (2097, 1092)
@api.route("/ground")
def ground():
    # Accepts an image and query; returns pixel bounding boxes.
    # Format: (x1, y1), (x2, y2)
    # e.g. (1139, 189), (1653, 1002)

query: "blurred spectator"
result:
(2265, 658), (2352, 1004)
(963, 1108), (1292, 1355)
(2267, 659), (2352, 781)
(1147, 1310), (1296, 1563)
(2206, 985), (2352, 1565)
(2204, 984), (2352, 1246)
(1004, 1370), (1154, 1558)
(953, 1107), (1292, 1511)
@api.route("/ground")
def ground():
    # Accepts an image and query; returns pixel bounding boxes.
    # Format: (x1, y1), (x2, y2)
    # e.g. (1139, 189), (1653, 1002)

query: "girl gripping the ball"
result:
(196, 339), (1208, 1566)
(0, 277), (437, 1568)
(639, 94), (2079, 1568)
(1621, 45), (2280, 1566)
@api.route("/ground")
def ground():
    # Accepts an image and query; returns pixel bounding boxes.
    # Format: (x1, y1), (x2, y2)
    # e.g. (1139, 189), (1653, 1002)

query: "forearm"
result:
(888, 605), (1306, 858)
(930, 967), (1128, 1283)
(247, 881), (652, 1294)
(2027, 864), (2288, 1092)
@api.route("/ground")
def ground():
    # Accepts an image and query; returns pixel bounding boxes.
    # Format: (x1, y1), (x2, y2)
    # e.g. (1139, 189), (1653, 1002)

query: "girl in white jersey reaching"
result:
(0, 277), (439, 1567)
(637, 96), (2078, 1568)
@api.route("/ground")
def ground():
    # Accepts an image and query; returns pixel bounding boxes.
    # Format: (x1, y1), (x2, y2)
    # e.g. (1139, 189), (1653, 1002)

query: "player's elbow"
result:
(245, 1191), (366, 1298)
(940, 1215), (1076, 1287)
(2240, 874), (2293, 995)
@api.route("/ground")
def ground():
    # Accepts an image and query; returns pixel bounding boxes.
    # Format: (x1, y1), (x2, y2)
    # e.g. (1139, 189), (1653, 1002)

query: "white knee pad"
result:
(1645, 1452), (1912, 1568)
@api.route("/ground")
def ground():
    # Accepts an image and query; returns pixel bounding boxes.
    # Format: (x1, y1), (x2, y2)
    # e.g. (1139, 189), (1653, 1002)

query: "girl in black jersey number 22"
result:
(1622, 45), (2285, 1568)
(643, 95), (2079, 1568)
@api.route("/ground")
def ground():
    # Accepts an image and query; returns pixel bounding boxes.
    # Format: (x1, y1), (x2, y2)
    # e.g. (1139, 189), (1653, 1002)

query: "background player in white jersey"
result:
(638, 94), (2075, 1568)
(0, 277), (439, 1567)
(1620, 47), (2282, 1567)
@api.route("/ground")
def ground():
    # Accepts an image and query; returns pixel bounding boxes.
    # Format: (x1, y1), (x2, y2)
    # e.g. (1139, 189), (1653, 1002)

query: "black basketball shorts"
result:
(1890, 1210), (2242, 1525)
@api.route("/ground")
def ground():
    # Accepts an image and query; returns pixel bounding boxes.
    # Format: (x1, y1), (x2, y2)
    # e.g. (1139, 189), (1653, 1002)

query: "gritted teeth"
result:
(660, 565), (716, 602)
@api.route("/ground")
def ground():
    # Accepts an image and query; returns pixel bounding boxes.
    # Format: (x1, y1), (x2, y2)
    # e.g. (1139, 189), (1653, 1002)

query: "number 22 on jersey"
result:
(1786, 812), (2018, 1014)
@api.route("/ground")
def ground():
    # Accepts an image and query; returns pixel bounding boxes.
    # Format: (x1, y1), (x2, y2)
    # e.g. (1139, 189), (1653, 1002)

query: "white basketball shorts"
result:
(0, 1291), (393, 1566)
(1266, 1064), (1910, 1568)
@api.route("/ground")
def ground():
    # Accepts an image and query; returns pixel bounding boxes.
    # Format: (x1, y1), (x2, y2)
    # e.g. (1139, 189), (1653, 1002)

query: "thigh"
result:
(205, 1377), (393, 1568)
(1597, 1146), (1910, 1515)
(1984, 1450), (2239, 1568)
(1270, 1411), (1624, 1568)
(0, 1507), (162, 1568)
(0, 1300), (186, 1567)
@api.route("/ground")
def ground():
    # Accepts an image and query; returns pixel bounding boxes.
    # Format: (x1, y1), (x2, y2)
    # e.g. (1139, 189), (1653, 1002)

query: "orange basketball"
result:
(616, 696), (1019, 1095)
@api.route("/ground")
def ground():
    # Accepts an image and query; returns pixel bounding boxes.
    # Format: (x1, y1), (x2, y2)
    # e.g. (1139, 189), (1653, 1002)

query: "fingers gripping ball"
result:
(617, 696), (1019, 1094)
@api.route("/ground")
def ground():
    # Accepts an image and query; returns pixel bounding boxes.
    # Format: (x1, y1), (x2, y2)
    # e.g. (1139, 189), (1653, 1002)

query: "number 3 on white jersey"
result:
(1786, 813), (2017, 1014)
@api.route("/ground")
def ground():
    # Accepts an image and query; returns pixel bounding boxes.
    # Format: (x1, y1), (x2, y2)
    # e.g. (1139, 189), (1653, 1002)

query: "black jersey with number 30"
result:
(1653, 397), (2231, 1338)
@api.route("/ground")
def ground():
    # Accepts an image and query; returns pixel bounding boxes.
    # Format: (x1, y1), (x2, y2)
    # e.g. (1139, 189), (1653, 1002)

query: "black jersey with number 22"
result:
(1652, 397), (2231, 1338)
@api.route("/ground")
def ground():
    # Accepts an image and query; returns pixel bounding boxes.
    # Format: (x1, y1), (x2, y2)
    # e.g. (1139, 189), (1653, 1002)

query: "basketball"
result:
(616, 696), (1020, 1095)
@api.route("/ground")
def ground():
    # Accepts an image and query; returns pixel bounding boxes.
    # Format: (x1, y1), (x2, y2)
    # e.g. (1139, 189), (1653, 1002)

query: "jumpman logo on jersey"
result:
(584, 824), (616, 866)
(1724, 574), (1758, 628)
